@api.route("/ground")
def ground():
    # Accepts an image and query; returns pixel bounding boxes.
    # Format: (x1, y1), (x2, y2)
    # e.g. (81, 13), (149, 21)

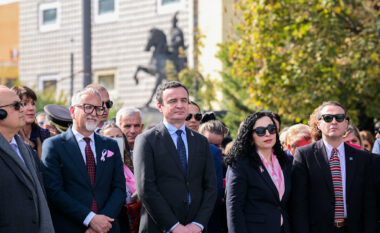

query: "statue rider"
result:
(169, 12), (186, 72)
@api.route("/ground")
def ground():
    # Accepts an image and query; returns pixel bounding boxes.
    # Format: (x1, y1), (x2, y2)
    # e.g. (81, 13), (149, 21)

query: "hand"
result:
(89, 214), (114, 233)
(185, 223), (202, 233)
(172, 224), (191, 233)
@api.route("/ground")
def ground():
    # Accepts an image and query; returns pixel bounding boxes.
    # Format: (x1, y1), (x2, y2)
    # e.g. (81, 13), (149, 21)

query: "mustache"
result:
(86, 115), (98, 121)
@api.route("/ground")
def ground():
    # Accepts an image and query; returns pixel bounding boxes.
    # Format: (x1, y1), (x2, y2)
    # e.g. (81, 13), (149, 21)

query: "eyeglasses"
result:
(186, 113), (202, 121)
(375, 130), (379, 135)
(75, 104), (105, 116)
(0, 101), (25, 111)
(103, 100), (113, 109)
(253, 124), (277, 136)
(318, 114), (347, 123)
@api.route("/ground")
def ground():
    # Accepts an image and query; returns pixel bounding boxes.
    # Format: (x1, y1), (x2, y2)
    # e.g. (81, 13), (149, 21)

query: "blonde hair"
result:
(286, 124), (311, 147)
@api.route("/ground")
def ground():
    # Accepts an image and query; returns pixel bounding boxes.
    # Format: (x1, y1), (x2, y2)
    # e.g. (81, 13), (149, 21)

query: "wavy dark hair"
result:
(225, 112), (289, 168)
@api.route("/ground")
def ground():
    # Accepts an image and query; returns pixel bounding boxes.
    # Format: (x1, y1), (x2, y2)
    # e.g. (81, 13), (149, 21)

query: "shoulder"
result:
(186, 128), (208, 143)
(345, 143), (371, 160)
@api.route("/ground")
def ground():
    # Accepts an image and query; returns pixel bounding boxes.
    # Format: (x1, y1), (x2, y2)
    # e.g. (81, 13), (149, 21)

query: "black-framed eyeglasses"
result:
(318, 114), (347, 123)
(103, 100), (113, 109)
(186, 113), (202, 121)
(75, 104), (105, 116)
(0, 101), (25, 111)
(253, 124), (277, 136)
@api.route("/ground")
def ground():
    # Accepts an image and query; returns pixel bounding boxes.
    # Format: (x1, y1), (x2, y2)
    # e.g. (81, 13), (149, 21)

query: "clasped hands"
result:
(173, 223), (202, 233)
(86, 214), (114, 233)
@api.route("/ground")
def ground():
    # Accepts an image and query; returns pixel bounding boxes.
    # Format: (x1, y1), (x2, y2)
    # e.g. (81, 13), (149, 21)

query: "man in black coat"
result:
(292, 101), (376, 233)
(134, 81), (217, 233)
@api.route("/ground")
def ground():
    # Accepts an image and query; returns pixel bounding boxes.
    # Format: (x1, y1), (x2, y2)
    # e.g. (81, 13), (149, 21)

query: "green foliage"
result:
(218, 0), (380, 133)
(35, 89), (69, 113)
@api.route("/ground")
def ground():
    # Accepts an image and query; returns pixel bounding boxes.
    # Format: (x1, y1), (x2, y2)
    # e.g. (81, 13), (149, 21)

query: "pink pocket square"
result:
(101, 149), (114, 162)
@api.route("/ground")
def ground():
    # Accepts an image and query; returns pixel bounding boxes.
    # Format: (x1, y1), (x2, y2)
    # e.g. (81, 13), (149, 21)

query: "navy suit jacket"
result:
(41, 128), (126, 233)
(226, 156), (292, 233)
(209, 144), (223, 202)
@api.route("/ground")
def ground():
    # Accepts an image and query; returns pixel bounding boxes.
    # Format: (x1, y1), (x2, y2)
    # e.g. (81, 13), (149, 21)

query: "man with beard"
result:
(41, 88), (126, 233)
(116, 107), (144, 155)
(85, 84), (113, 131)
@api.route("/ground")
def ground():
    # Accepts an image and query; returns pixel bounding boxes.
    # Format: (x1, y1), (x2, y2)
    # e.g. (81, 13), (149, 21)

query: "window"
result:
(38, 74), (59, 91)
(156, 0), (184, 14)
(94, 69), (116, 91)
(39, 2), (60, 32)
(94, 0), (118, 24)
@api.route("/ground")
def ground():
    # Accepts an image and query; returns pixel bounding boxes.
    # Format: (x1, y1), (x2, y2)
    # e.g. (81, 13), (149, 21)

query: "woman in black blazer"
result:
(225, 112), (292, 233)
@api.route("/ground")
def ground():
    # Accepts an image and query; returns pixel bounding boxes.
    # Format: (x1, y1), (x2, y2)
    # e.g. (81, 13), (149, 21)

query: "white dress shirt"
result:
(323, 140), (347, 218)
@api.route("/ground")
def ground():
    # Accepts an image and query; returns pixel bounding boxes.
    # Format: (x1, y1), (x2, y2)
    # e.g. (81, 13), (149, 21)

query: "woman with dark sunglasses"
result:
(225, 112), (292, 233)
(185, 101), (202, 131)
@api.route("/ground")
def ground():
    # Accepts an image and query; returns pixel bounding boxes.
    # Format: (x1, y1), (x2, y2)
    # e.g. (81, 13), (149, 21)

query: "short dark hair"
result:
(199, 120), (228, 136)
(11, 86), (37, 102)
(155, 81), (189, 105)
(317, 101), (348, 119)
(189, 101), (200, 112)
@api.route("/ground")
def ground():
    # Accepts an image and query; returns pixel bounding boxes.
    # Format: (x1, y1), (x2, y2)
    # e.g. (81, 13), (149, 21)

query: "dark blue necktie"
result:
(176, 130), (187, 173)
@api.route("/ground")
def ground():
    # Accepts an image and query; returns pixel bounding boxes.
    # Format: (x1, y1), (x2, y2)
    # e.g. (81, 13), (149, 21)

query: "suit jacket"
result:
(291, 140), (376, 233)
(133, 122), (217, 233)
(41, 128), (126, 233)
(0, 134), (54, 233)
(371, 154), (380, 233)
(226, 156), (292, 233)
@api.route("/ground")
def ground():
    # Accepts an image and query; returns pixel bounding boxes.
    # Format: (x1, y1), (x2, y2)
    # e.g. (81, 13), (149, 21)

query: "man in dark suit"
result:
(41, 88), (126, 233)
(292, 101), (376, 233)
(134, 81), (217, 233)
(0, 86), (55, 233)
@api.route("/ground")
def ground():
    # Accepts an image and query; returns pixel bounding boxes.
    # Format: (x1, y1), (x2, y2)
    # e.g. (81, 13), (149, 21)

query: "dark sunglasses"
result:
(103, 100), (113, 109)
(253, 124), (277, 136)
(318, 114), (347, 123)
(0, 101), (25, 111)
(186, 113), (202, 121)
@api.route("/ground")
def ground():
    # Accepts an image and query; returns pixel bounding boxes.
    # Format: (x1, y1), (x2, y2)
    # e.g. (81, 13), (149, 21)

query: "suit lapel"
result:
(257, 159), (280, 202)
(344, 143), (356, 202)
(158, 123), (186, 177)
(282, 163), (291, 203)
(15, 135), (36, 186)
(94, 134), (106, 186)
(185, 127), (196, 177)
(63, 129), (92, 188)
(314, 140), (334, 194)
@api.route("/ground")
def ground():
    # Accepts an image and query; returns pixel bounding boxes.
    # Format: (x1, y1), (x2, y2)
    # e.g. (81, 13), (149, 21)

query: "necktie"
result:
(83, 137), (98, 213)
(175, 130), (187, 173)
(329, 148), (344, 223)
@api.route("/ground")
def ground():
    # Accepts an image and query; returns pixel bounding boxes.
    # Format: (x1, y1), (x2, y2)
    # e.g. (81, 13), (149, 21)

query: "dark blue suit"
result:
(41, 128), (126, 233)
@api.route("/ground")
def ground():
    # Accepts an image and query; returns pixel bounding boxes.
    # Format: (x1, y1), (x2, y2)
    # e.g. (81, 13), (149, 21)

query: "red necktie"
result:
(329, 148), (344, 222)
(83, 137), (98, 213)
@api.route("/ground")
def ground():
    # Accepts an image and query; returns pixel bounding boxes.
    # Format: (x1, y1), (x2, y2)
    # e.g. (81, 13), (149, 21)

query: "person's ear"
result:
(157, 102), (163, 113)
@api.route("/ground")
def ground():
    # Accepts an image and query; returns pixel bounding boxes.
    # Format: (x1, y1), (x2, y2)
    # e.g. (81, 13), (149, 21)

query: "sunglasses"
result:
(253, 124), (277, 136)
(186, 113), (202, 121)
(318, 114), (347, 123)
(0, 101), (25, 111)
(103, 100), (113, 109)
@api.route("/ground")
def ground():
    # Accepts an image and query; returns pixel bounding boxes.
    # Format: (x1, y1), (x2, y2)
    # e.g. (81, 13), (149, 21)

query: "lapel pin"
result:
(349, 157), (353, 161)
(191, 131), (194, 136)
(259, 166), (264, 173)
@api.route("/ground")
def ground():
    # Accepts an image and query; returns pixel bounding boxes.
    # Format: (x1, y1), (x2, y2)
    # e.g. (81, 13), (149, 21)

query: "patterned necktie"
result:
(175, 130), (187, 173)
(329, 148), (344, 223)
(83, 137), (98, 213)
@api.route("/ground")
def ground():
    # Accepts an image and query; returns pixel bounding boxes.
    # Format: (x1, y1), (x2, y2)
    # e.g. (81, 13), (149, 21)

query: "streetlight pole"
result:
(82, 0), (92, 87)
(70, 38), (74, 98)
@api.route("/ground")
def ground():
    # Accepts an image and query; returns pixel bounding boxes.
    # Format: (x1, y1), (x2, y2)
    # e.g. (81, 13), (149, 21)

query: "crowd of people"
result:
(1, 81), (380, 233)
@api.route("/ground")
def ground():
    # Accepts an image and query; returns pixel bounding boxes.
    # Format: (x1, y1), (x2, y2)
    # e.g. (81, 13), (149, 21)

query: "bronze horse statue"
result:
(133, 27), (186, 107)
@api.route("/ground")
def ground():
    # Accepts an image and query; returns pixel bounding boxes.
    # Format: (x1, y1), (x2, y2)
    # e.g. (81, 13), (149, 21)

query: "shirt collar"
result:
(163, 120), (186, 135)
(72, 127), (95, 143)
(10, 137), (18, 146)
(323, 139), (345, 159)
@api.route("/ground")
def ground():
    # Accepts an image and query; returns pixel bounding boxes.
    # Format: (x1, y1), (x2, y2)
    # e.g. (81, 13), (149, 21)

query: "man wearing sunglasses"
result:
(292, 101), (375, 233)
(41, 88), (125, 233)
(0, 86), (55, 233)
(86, 84), (113, 131)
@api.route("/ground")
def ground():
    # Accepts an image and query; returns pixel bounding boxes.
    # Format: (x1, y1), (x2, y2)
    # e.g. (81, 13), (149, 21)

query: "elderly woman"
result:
(11, 86), (50, 158)
(225, 112), (292, 233)
(285, 124), (312, 156)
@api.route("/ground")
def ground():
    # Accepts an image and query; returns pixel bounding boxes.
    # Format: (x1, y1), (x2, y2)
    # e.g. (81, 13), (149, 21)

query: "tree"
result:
(217, 0), (380, 134)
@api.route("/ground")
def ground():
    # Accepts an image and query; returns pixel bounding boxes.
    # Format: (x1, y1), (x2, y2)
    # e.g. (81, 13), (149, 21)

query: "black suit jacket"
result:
(133, 122), (217, 233)
(41, 129), (126, 233)
(0, 134), (46, 233)
(226, 156), (292, 233)
(371, 154), (380, 233)
(291, 140), (376, 233)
